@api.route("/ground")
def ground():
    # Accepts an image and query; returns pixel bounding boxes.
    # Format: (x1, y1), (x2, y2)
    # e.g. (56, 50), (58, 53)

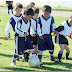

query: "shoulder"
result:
(61, 21), (67, 26)
(17, 18), (22, 24)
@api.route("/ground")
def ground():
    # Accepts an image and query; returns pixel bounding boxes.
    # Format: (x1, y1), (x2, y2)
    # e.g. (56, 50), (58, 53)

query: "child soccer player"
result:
(11, 8), (36, 66)
(27, 2), (35, 8)
(5, 3), (23, 61)
(37, 5), (56, 65)
(0, 36), (8, 45)
(55, 16), (72, 63)
(5, 3), (23, 39)
(6, 1), (13, 14)
(29, 7), (40, 52)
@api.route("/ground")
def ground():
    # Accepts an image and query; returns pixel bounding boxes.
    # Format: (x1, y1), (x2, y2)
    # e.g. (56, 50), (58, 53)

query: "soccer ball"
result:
(28, 56), (40, 67)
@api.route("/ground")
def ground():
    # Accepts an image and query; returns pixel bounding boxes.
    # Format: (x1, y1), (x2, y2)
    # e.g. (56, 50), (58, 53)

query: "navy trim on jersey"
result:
(42, 15), (50, 21)
(14, 14), (22, 17)
(32, 17), (37, 21)
(28, 20), (31, 34)
(38, 17), (42, 33)
(17, 19), (23, 32)
(9, 17), (16, 31)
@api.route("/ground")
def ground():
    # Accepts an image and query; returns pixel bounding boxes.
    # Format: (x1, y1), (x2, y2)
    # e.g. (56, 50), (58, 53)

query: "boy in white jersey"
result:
(5, 3), (23, 61)
(55, 16), (72, 63)
(11, 8), (36, 66)
(5, 3), (23, 39)
(37, 5), (56, 65)
(29, 7), (41, 52)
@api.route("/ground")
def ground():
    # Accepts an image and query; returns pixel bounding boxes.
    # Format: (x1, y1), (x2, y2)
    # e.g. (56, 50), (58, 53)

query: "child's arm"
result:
(15, 20), (26, 36)
(30, 21), (36, 37)
(51, 17), (56, 32)
(0, 36), (8, 40)
(37, 23), (44, 40)
(5, 22), (11, 38)
(54, 25), (64, 36)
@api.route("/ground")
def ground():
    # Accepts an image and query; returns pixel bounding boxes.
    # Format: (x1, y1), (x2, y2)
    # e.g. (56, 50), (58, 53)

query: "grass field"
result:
(0, 12), (72, 71)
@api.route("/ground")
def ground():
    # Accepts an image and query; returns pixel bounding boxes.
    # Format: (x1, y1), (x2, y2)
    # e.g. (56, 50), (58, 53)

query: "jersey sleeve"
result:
(15, 19), (24, 36)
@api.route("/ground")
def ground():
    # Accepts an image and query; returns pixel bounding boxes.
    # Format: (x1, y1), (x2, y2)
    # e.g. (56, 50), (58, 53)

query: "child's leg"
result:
(64, 44), (70, 59)
(8, 10), (9, 14)
(56, 44), (65, 63)
(11, 53), (19, 66)
(11, 9), (13, 14)
(22, 52), (30, 62)
(38, 51), (43, 62)
(46, 35), (55, 61)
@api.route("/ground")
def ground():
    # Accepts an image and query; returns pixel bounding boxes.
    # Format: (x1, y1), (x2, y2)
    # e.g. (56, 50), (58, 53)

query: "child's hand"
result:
(31, 34), (36, 37)
(24, 32), (28, 36)
(39, 36), (44, 40)
(8, 34), (11, 39)
(3, 37), (8, 40)
(54, 31), (59, 36)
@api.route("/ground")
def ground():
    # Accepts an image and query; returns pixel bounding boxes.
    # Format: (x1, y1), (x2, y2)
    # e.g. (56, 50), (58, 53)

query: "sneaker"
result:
(65, 57), (71, 60)
(55, 59), (61, 64)
(50, 56), (55, 61)
(11, 62), (16, 66)
(16, 58), (19, 62)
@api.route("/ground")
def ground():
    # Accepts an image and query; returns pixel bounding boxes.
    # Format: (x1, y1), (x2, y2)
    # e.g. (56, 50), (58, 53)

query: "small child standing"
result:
(37, 5), (56, 65)
(55, 16), (72, 63)
(11, 8), (36, 66)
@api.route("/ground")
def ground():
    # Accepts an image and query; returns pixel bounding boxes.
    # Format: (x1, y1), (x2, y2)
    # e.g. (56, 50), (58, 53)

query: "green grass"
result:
(0, 4), (72, 11)
(0, 12), (72, 71)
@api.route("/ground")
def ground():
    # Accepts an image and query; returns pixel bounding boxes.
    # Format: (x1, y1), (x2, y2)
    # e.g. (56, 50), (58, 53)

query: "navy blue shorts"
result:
(38, 34), (54, 51)
(15, 36), (34, 55)
(55, 34), (68, 45)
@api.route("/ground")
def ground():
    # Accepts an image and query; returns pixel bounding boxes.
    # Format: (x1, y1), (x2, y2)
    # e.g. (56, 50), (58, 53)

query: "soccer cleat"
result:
(22, 52), (29, 62)
(49, 56), (55, 61)
(16, 58), (19, 62)
(11, 62), (16, 66)
(65, 57), (71, 60)
(55, 59), (61, 64)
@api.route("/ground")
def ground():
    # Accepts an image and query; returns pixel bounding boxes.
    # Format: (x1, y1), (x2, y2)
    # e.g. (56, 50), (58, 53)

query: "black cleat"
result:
(55, 60), (62, 64)
(50, 56), (55, 61)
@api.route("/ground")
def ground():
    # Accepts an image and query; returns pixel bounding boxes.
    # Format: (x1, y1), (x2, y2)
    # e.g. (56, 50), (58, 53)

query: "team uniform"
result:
(29, 18), (42, 46)
(37, 15), (56, 61)
(5, 14), (22, 61)
(14, 17), (35, 55)
(55, 20), (72, 45)
(55, 20), (72, 63)
(5, 14), (22, 36)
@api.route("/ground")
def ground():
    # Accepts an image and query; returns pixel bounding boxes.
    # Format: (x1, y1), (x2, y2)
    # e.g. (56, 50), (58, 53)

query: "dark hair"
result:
(15, 3), (23, 9)
(27, 2), (35, 8)
(43, 5), (51, 13)
(24, 8), (34, 16)
(32, 7), (39, 14)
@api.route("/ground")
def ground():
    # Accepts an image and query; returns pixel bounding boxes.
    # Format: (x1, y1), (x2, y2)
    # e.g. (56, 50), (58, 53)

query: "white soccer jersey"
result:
(59, 21), (72, 37)
(30, 18), (42, 36)
(37, 15), (56, 35)
(5, 14), (22, 35)
(15, 18), (31, 37)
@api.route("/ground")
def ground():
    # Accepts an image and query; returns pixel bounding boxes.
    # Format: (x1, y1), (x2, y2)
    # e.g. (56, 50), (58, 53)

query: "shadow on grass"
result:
(0, 53), (13, 58)
(1, 67), (35, 71)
